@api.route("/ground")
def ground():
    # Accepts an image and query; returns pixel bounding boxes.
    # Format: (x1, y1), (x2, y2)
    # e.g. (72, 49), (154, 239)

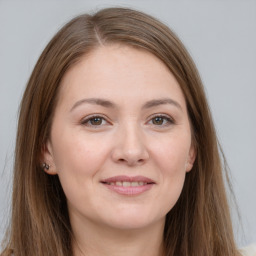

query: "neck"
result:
(71, 215), (165, 256)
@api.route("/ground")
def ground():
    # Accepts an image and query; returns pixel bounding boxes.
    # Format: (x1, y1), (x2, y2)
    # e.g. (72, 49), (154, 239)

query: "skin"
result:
(43, 45), (196, 256)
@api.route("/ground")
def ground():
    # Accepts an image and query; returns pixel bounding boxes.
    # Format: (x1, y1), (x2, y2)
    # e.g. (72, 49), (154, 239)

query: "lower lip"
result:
(102, 183), (154, 195)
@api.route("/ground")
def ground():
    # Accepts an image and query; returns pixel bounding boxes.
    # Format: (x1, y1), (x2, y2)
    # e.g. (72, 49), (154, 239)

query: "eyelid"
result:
(80, 114), (111, 127)
(147, 113), (175, 126)
(80, 113), (174, 127)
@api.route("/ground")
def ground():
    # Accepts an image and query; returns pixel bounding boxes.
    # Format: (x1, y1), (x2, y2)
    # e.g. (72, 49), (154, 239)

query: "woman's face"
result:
(44, 45), (195, 231)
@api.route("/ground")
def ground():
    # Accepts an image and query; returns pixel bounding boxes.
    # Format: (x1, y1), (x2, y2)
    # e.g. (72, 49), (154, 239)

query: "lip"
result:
(101, 175), (155, 183)
(100, 175), (155, 196)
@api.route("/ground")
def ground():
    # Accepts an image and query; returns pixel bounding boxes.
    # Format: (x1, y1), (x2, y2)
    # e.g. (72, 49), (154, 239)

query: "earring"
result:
(42, 163), (50, 170)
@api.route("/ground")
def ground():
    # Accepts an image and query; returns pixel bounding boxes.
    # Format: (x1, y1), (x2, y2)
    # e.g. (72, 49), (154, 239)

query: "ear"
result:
(186, 144), (196, 172)
(41, 140), (58, 175)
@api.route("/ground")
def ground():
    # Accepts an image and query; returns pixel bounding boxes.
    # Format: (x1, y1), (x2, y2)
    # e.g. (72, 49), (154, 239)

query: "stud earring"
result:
(42, 163), (50, 170)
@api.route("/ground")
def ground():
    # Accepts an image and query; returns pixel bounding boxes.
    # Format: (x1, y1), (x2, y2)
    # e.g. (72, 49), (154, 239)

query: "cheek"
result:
(51, 127), (110, 173)
(50, 130), (110, 193)
(50, 132), (111, 212)
(150, 135), (190, 212)
(152, 134), (191, 175)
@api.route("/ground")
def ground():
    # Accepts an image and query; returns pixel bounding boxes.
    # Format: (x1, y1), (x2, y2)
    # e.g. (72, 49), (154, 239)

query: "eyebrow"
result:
(70, 98), (116, 111)
(70, 97), (182, 112)
(142, 98), (182, 110)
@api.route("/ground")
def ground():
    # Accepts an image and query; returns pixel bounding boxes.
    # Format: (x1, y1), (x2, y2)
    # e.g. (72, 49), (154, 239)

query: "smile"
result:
(100, 176), (155, 195)
(104, 181), (149, 187)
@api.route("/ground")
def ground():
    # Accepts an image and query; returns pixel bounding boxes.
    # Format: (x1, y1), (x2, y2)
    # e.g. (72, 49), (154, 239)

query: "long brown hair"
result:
(1, 7), (240, 256)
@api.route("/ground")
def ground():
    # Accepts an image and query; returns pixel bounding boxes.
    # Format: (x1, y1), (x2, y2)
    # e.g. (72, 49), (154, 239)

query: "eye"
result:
(148, 115), (174, 127)
(81, 115), (109, 127)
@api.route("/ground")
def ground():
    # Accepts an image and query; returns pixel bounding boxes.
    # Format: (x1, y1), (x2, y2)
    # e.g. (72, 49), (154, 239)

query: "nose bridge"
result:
(123, 122), (143, 151)
(111, 120), (149, 165)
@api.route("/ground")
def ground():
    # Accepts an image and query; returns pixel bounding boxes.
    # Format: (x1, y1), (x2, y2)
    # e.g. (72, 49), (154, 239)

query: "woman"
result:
(1, 7), (254, 256)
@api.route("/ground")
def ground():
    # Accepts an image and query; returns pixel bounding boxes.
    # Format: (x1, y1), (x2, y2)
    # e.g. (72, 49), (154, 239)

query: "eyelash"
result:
(148, 114), (175, 127)
(80, 114), (174, 128)
(81, 114), (110, 127)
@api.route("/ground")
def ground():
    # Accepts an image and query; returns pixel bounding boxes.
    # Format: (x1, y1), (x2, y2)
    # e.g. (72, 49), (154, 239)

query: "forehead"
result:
(58, 45), (186, 109)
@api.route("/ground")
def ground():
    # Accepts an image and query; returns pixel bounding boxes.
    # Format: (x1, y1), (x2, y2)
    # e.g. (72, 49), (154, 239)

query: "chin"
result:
(107, 219), (155, 230)
(102, 209), (163, 231)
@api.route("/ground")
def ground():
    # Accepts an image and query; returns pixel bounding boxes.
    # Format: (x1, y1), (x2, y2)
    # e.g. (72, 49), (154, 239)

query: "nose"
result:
(111, 124), (149, 166)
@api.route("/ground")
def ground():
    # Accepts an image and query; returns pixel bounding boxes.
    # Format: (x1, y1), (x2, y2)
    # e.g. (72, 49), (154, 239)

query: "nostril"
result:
(117, 158), (144, 166)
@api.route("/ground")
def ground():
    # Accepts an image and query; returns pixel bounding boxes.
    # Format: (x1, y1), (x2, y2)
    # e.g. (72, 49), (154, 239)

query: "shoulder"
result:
(240, 244), (256, 256)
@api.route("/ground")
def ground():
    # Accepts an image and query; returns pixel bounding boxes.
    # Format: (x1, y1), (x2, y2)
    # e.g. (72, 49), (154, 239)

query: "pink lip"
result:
(100, 175), (155, 196)
(101, 175), (155, 183)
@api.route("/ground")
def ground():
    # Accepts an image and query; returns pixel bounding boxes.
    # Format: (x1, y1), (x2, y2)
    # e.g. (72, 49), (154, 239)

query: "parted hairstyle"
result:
(1, 7), (240, 256)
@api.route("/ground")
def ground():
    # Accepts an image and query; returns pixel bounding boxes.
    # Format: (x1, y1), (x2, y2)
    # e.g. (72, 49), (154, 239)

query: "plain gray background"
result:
(0, 0), (255, 248)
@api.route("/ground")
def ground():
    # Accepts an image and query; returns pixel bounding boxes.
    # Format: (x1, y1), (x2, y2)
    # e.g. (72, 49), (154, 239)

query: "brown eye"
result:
(81, 116), (108, 127)
(89, 117), (103, 125)
(149, 115), (174, 126)
(152, 117), (164, 125)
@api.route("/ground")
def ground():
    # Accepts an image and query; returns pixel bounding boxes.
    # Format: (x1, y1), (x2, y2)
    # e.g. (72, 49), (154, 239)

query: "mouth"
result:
(100, 175), (155, 195)
(102, 181), (152, 186)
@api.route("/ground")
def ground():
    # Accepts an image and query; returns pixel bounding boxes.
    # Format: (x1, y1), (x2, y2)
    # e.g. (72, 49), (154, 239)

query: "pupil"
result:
(153, 117), (163, 125)
(91, 117), (102, 125)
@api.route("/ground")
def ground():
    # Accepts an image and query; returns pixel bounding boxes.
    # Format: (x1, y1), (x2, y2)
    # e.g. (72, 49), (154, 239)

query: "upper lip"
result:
(101, 175), (155, 184)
